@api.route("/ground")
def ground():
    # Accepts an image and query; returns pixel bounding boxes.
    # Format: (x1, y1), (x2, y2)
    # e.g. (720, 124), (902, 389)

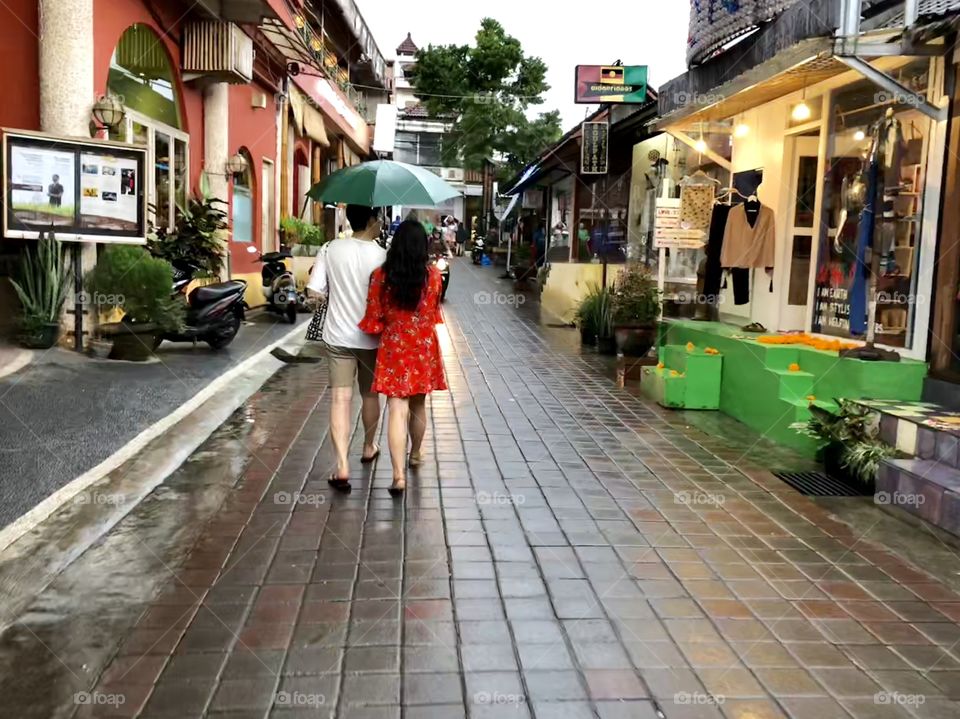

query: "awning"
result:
(288, 85), (330, 147)
(653, 38), (842, 130)
(503, 163), (543, 197)
(302, 105), (330, 147)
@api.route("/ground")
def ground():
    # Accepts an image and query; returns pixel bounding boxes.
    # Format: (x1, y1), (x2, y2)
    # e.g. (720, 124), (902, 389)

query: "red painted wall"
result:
(0, 0), (40, 130)
(93, 0), (204, 192)
(228, 82), (279, 275)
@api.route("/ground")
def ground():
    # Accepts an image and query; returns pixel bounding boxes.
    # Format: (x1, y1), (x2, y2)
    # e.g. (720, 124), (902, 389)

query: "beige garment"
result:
(720, 204), (776, 268)
(679, 183), (715, 230)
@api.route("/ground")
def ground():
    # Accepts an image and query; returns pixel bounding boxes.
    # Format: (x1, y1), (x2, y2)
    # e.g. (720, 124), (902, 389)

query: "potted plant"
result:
(595, 286), (616, 355)
(147, 177), (227, 279)
(575, 284), (609, 345)
(799, 400), (894, 489)
(85, 246), (184, 361)
(10, 231), (71, 349)
(611, 264), (661, 357)
(281, 217), (326, 256)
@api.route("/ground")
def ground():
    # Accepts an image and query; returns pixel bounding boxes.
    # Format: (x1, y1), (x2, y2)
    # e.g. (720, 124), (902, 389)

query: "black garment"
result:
(703, 204), (730, 299)
(731, 268), (750, 305)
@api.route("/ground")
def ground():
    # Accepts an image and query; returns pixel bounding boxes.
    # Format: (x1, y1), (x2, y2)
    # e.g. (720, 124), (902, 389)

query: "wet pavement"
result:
(0, 313), (305, 528)
(2, 260), (960, 718)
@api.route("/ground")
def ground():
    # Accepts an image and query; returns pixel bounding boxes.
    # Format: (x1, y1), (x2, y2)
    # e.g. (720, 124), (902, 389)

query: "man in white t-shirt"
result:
(307, 205), (386, 488)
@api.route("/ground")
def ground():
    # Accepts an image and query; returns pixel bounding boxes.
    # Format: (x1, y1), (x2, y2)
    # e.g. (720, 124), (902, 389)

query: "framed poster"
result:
(3, 128), (147, 243)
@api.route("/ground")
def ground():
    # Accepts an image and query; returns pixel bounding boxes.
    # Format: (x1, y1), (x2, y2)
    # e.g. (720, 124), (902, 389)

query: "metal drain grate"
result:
(772, 471), (871, 497)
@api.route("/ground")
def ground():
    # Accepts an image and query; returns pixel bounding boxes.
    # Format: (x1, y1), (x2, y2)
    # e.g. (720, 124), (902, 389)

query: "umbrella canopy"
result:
(306, 160), (461, 208)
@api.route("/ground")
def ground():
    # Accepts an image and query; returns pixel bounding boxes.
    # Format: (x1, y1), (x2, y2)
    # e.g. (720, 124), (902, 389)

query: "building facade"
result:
(0, 0), (381, 343)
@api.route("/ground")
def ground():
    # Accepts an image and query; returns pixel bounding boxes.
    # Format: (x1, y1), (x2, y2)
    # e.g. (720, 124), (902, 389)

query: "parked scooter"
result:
(156, 260), (247, 350)
(248, 245), (298, 323)
(432, 253), (450, 301)
(471, 237), (485, 265)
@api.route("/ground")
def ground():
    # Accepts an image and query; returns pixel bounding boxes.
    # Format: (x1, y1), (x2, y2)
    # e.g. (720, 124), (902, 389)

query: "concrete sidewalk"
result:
(1, 260), (959, 718)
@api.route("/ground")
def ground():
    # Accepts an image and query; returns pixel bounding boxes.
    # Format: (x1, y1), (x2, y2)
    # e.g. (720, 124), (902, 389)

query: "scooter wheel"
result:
(207, 314), (241, 350)
(286, 304), (297, 324)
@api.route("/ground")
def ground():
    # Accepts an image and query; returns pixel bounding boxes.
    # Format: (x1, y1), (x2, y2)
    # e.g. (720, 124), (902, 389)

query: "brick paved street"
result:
(5, 260), (960, 718)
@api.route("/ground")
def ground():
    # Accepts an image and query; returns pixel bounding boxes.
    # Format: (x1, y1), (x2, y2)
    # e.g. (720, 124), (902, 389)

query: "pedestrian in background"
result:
(360, 220), (447, 497)
(307, 204), (386, 492)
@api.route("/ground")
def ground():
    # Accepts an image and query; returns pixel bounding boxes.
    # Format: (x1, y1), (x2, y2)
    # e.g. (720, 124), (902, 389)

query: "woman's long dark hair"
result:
(383, 220), (429, 311)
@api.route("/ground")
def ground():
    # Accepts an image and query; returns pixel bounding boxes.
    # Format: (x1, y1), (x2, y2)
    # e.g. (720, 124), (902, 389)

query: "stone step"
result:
(877, 457), (960, 536)
(850, 400), (960, 467)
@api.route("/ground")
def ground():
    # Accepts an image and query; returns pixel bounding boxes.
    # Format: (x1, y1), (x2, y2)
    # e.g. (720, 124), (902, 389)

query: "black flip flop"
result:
(328, 476), (352, 492)
(388, 481), (405, 498)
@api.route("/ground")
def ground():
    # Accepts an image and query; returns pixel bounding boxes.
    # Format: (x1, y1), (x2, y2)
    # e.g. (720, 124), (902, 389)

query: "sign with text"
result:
(575, 65), (648, 104)
(580, 122), (609, 175)
(3, 129), (147, 243)
(654, 198), (706, 249)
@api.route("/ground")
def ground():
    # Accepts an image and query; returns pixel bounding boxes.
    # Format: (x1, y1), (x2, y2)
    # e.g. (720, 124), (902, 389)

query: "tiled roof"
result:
(397, 33), (418, 56)
(401, 104), (430, 119)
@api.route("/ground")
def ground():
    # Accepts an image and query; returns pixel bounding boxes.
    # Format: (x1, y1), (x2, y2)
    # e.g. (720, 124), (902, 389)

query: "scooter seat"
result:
(191, 280), (246, 305)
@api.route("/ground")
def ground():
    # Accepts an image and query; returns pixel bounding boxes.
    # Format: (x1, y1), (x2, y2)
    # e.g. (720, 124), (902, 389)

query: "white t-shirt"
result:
(307, 237), (386, 349)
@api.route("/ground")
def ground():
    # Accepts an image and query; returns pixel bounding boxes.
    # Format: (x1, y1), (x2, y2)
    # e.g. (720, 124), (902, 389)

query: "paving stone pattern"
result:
(80, 267), (960, 718)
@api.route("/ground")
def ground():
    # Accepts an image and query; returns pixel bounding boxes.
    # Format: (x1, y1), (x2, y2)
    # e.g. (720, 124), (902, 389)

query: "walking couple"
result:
(306, 205), (447, 497)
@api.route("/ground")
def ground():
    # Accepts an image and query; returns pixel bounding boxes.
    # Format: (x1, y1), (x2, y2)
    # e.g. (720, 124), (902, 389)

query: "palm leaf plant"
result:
(801, 400), (894, 486)
(147, 175), (227, 277)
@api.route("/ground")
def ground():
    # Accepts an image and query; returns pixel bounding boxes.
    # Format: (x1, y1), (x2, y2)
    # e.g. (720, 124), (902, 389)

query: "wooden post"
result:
(279, 93), (290, 221)
(931, 63), (960, 377)
(311, 143), (322, 225)
(570, 178), (581, 263)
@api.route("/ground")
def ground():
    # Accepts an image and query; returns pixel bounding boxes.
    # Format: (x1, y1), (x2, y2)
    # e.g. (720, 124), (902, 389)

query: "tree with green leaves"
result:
(409, 19), (562, 180)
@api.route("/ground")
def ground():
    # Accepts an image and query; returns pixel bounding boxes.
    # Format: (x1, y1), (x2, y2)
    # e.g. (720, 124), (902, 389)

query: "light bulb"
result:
(695, 138), (708, 153)
(854, 129), (866, 142)
(734, 123), (750, 138)
(792, 101), (812, 122)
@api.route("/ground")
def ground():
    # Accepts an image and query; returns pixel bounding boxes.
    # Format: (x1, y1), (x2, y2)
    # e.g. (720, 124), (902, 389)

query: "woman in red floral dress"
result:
(359, 220), (447, 496)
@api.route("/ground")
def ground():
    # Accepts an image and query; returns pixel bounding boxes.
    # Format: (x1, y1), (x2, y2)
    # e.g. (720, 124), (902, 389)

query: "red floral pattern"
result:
(359, 266), (447, 398)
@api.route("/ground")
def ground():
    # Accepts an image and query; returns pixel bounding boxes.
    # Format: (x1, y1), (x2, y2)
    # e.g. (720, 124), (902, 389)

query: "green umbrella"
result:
(306, 160), (461, 208)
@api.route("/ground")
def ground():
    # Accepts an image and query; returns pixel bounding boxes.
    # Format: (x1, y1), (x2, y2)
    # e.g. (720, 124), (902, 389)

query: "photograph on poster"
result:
(82, 164), (99, 175)
(78, 152), (138, 232)
(8, 145), (76, 226)
(120, 169), (135, 196)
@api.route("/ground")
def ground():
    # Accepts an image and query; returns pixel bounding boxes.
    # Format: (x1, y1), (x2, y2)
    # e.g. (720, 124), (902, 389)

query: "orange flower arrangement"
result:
(756, 333), (858, 352)
(657, 362), (665, 369)
(670, 370), (681, 377)
(704, 347), (720, 355)
(806, 395), (816, 402)
(788, 363), (801, 372)
(685, 342), (695, 351)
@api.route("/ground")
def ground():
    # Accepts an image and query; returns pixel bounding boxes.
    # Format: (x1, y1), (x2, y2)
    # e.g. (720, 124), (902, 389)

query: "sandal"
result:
(328, 475), (352, 492)
(360, 445), (380, 464)
(741, 322), (767, 333)
(388, 478), (406, 497)
(408, 451), (422, 468)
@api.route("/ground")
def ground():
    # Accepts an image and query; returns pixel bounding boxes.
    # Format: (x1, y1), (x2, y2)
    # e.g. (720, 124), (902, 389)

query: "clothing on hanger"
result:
(720, 203), (776, 269)
(731, 268), (750, 305)
(679, 183), (715, 231)
(703, 203), (731, 300)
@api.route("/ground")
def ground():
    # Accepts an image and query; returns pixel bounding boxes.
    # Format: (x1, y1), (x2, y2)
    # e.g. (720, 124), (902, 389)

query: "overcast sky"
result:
(360, 0), (691, 131)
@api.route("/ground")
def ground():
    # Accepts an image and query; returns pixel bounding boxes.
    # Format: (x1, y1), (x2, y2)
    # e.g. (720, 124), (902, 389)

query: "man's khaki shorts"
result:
(326, 345), (378, 394)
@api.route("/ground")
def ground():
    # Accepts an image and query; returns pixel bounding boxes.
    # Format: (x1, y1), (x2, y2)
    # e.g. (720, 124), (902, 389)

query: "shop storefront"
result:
(655, 54), (946, 362)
